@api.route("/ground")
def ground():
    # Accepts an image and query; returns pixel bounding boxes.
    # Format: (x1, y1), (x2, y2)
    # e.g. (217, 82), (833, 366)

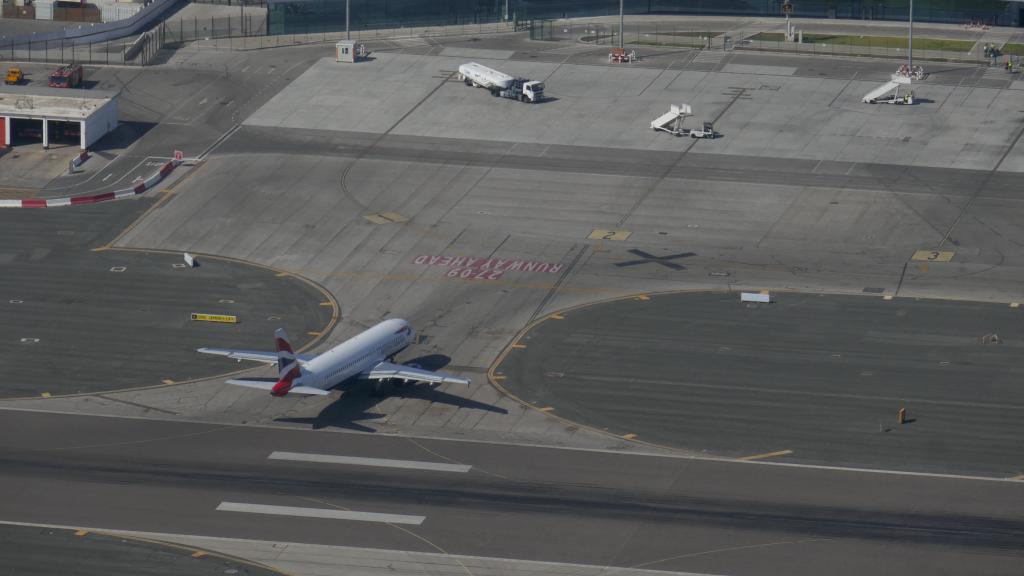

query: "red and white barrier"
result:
(0, 155), (183, 209)
(71, 150), (90, 169)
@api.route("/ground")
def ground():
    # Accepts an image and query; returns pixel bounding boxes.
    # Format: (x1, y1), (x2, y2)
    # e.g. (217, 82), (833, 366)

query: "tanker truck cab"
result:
(523, 80), (544, 103)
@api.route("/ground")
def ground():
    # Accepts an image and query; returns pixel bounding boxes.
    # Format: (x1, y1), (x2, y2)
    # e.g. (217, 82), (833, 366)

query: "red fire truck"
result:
(48, 63), (83, 88)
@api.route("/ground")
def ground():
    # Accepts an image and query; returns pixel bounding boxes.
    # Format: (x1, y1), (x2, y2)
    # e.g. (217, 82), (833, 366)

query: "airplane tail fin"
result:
(272, 328), (302, 396)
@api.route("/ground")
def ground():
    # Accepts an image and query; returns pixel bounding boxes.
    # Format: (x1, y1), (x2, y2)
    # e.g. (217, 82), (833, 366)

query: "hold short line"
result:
(738, 449), (794, 461)
(216, 502), (424, 525)
(268, 451), (471, 473)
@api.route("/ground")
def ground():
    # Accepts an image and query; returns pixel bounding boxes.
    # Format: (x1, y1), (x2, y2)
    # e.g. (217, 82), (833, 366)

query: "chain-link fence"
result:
(530, 19), (1024, 66)
(158, 13), (268, 46)
(154, 13), (516, 51)
(530, 20), (714, 49)
(0, 36), (150, 65)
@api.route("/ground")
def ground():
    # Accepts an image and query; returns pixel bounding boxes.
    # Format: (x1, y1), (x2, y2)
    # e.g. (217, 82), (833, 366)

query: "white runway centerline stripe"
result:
(216, 502), (425, 525)
(268, 451), (472, 473)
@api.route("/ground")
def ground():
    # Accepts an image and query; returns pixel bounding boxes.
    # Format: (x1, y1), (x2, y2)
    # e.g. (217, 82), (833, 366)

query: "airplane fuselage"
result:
(301, 318), (414, 391)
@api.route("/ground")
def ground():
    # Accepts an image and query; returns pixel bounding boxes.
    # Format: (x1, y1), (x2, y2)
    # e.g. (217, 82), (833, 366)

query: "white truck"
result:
(458, 62), (544, 103)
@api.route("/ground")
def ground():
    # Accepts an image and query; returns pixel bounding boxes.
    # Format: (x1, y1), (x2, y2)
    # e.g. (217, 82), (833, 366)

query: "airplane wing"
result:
(365, 362), (471, 386)
(197, 348), (316, 364)
(226, 379), (331, 396)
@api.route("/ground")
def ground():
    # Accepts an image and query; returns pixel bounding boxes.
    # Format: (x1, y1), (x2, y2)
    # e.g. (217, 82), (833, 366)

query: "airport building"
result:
(267, 0), (1023, 34)
(0, 86), (118, 150)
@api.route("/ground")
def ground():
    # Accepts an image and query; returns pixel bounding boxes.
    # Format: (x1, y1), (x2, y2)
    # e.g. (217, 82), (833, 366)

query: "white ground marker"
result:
(268, 451), (471, 473)
(216, 502), (424, 525)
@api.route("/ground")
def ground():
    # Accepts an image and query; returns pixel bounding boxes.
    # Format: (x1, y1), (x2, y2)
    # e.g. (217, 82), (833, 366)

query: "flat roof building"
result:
(0, 85), (118, 150)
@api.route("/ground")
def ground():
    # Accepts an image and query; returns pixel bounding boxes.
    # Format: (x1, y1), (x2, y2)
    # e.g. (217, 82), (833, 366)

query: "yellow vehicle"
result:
(5, 67), (23, 85)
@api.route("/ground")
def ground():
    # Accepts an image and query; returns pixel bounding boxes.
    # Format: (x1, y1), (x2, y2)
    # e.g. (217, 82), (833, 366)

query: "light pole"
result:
(346, 0), (350, 40)
(619, 0), (624, 49)
(907, 0), (913, 71)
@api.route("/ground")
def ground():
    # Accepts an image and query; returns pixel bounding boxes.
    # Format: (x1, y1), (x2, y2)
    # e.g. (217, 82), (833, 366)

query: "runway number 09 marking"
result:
(588, 229), (632, 241)
(911, 250), (954, 262)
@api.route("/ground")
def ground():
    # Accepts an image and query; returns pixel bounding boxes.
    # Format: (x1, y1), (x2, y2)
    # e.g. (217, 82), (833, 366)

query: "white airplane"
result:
(197, 318), (469, 397)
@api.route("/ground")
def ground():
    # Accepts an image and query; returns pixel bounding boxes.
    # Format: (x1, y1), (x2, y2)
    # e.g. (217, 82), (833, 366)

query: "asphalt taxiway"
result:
(0, 197), (334, 397)
(494, 291), (1024, 477)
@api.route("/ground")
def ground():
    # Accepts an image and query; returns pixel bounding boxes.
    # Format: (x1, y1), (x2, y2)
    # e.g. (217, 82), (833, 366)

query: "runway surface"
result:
(0, 198), (334, 397)
(0, 523), (282, 576)
(495, 291), (1024, 477)
(0, 410), (1020, 576)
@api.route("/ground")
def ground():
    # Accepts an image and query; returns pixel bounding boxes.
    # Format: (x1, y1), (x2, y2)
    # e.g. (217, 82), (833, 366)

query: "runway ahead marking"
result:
(216, 502), (425, 525)
(268, 451), (471, 473)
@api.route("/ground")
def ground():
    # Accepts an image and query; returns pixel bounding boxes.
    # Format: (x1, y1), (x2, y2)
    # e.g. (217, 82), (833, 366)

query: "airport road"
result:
(496, 291), (1024, 477)
(219, 126), (1020, 199)
(0, 523), (283, 576)
(0, 197), (334, 397)
(0, 410), (1021, 576)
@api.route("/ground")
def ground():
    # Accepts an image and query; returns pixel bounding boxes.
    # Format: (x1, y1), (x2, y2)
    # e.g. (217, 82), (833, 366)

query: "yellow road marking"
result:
(320, 301), (333, 306)
(191, 551), (207, 558)
(0, 186), (39, 200)
(492, 375), (506, 381)
(307, 331), (322, 337)
(634, 295), (650, 301)
(40, 392), (51, 398)
(539, 406), (554, 412)
(737, 449), (793, 461)
(104, 188), (177, 249)
(622, 433), (638, 440)
(588, 229), (632, 241)
(549, 313), (565, 320)
(162, 379), (175, 385)
(91, 245), (110, 252)
(75, 530), (88, 536)
(275, 272), (290, 277)
(911, 250), (954, 262)
(363, 212), (409, 225)
(511, 344), (526, 349)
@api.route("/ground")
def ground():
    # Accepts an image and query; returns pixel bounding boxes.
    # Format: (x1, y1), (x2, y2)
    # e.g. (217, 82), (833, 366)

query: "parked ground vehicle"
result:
(457, 62), (544, 103)
(5, 67), (23, 85)
(49, 63), (83, 88)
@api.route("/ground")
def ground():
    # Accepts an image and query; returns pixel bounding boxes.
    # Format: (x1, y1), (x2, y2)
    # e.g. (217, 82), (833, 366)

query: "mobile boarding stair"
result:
(651, 103), (718, 138)
(862, 74), (913, 105)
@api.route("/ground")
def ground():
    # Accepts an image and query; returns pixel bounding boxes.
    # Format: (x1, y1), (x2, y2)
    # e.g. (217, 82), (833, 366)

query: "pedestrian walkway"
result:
(691, 49), (727, 65)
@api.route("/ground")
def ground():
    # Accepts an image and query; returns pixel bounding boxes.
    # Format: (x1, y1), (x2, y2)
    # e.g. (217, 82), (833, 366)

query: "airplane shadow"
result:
(274, 354), (507, 432)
